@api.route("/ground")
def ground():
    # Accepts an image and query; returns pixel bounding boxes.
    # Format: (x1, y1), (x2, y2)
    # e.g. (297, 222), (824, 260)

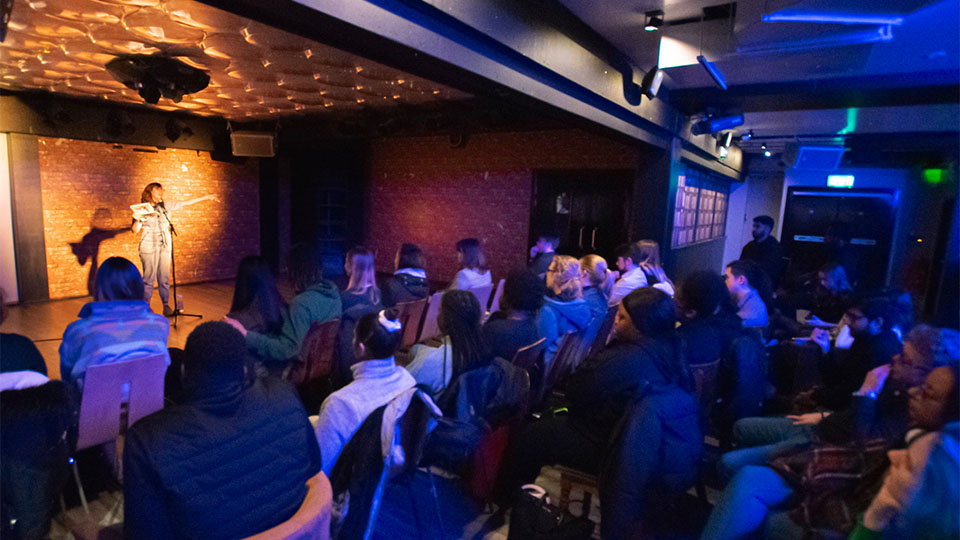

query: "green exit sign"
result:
(827, 175), (855, 188)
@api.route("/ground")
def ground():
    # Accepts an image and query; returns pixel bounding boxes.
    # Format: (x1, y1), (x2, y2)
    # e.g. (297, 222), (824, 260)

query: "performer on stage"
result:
(131, 182), (218, 316)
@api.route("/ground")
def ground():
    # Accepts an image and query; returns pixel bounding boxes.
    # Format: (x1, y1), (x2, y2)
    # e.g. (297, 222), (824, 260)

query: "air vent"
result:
(230, 131), (275, 157)
(783, 144), (846, 170)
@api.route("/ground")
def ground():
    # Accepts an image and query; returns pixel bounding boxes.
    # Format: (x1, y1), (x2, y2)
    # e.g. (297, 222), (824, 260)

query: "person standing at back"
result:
(528, 234), (558, 279)
(739, 215), (784, 289)
(450, 238), (492, 290)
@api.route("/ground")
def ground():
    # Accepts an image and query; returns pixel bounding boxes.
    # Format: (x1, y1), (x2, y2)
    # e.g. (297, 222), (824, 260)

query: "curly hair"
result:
(546, 255), (583, 301)
(502, 267), (545, 314)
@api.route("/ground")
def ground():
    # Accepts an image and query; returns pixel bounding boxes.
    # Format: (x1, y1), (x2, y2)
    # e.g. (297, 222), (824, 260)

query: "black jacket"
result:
(740, 236), (784, 287)
(815, 330), (902, 411)
(381, 274), (429, 308)
(123, 377), (322, 540)
(599, 384), (701, 540)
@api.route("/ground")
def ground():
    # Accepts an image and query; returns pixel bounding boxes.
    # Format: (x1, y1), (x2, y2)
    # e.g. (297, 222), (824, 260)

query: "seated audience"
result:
(739, 215), (784, 289)
(0, 288), (47, 376)
(700, 344), (959, 540)
(579, 254), (614, 320)
(812, 262), (856, 323)
(503, 288), (690, 496)
(608, 242), (648, 307)
(407, 290), (492, 396)
(59, 257), (170, 388)
(528, 233), (558, 278)
(719, 325), (958, 481)
(805, 298), (903, 411)
(381, 243), (429, 308)
(634, 239), (675, 296)
(314, 310), (415, 475)
(850, 422), (959, 540)
(540, 255), (592, 365)
(226, 243), (342, 365)
(482, 268), (545, 362)
(677, 270), (743, 366)
(336, 247), (382, 385)
(724, 259), (771, 329)
(226, 255), (286, 336)
(450, 238), (492, 290)
(1, 303), (77, 540)
(123, 322), (321, 540)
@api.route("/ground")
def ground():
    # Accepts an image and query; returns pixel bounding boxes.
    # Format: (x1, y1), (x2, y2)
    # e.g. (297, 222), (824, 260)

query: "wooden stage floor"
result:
(2, 280), (235, 379)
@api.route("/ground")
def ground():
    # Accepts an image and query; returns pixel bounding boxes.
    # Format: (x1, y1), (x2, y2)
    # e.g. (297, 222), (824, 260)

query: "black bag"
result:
(508, 484), (594, 540)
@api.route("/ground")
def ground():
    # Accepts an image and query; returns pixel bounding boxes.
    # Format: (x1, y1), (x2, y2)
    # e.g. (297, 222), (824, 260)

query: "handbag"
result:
(508, 484), (594, 540)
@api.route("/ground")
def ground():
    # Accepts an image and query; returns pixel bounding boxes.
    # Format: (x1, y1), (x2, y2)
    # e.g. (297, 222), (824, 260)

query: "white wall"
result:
(0, 133), (17, 302)
(723, 158), (785, 268)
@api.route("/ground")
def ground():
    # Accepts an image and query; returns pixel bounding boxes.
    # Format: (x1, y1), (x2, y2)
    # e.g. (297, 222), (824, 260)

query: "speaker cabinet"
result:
(230, 131), (275, 157)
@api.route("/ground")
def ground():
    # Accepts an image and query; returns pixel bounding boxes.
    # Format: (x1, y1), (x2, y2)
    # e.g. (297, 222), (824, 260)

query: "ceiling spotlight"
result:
(761, 143), (767, 150)
(741, 130), (753, 141)
(644, 10), (664, 32)
(719, 131), (733, 148)
(640, 66), (664, 99)
(764, 150), (772, 158)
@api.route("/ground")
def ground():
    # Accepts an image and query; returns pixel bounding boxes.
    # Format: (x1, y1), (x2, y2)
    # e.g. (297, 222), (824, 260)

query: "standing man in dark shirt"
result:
(739, 215), (784, 288)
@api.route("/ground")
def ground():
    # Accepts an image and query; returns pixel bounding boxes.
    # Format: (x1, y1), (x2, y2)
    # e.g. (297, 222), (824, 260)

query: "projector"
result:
(106, 54), (210, 105)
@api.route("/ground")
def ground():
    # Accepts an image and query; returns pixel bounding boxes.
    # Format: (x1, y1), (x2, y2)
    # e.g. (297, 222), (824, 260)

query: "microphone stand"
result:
(158, 202), (202, 328)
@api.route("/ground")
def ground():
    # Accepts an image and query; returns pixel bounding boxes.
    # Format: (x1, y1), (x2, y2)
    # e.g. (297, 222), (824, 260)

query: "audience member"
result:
(724, 260), (771, 328)
(806, 298), (903, 411)
(314, 310), (415, 475)
(528, 233), (558, 278)
(1, 333), (77, 540)
(336, 247), (382, 386)
(823, 221), (860, 289)
(381, 243), (429, 308)
(677, 271), (743, 366)
(407, 290), (492, 396)
(450, 238), (492, 290)
(59, 257), (170, 388)
(540, 255), (592, 365)
(0, 287), (47, 376)
(850, 422), (959, 540)
(579, 254), (614, 320)
(226, 255), (286, 336)
(701, 350), (959, 540)
(123, 322), (321, 540)
(634, 239), (676, 296)
(812, 262), (855, 323)
(503, 288), (690, 496)
(739, 215), (784, 288)
(608, 243), (648, 307)
(226, 243), (342, 365)
(482, 268), (545, 362)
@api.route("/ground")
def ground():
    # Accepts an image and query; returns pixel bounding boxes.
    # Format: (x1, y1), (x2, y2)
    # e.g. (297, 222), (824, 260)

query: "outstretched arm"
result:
(180, 194), (220, 208)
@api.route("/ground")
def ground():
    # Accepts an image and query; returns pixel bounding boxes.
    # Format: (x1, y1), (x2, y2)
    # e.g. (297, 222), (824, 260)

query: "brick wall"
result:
(37, 137), (259, 299)
(365, 129), (636, 284)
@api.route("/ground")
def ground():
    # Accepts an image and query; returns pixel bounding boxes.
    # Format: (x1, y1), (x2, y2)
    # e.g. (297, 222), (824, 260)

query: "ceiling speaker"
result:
(230, 131), (275, 157)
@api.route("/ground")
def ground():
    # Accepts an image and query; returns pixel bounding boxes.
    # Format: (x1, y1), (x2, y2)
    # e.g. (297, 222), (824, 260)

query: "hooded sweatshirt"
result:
(539, 295), (593, 367)
(246, 279), (342, 362)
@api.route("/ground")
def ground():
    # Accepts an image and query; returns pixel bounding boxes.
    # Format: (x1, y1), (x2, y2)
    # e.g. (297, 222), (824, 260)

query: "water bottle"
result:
(176, 294), (184, 312)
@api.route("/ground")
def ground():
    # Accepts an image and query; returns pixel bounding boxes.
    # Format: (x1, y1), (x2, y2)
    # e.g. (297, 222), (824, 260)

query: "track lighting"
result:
(640, 67), (664, 99)
(644, 10), (664, 32)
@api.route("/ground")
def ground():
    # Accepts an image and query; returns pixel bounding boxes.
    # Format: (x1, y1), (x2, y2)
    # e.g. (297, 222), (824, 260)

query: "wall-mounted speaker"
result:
(230, 131), (275, 157)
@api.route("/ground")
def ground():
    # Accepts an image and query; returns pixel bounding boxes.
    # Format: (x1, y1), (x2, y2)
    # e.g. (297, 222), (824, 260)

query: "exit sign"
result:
(827, 175), (855, 188)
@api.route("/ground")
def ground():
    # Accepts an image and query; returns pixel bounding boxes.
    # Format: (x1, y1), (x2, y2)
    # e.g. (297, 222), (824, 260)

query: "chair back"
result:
(467, 284), (493, 312)
(418, 292), (445, 342)
(585, 306), (618, 359)
(395, 298), (428, 348)
(690, 359), (721, 432)
(243, 471), (333, 540)
(288, 318), (341, 387)
(76, 354), (167, 450)
(488, 279), (505, 313)
(511, 338), (546, 371)
(543, 331), (586, 395)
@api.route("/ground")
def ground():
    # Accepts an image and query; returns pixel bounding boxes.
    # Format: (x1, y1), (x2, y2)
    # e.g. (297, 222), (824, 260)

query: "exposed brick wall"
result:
(37, 137), (259, 299)
(365, 129), (636, 284)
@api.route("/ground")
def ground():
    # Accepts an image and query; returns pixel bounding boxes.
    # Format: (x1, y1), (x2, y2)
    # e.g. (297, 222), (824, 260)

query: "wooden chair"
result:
(395, 298), (428, 348)
(417, 292), (444, 342)
(73, 355), (167, 513)
(467, 284), (493, 313)
(287, 318), (341, 387)
(584, 306), (618, 359)
(543, 331), (586, 397)
(511, 338), (546, 371)
(488, 278), (505, 313)
(243, 471), (333, 540)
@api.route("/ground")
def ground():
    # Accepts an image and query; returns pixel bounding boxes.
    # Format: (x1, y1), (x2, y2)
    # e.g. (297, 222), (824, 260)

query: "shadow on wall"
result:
(69, 208), (129, 297)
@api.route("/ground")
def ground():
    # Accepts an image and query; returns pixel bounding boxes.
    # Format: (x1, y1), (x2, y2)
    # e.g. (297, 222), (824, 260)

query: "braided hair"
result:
(438, 290), (491, 382)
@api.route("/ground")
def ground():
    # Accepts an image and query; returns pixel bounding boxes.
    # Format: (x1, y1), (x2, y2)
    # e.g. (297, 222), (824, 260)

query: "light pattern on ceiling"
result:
(0, 0), (472, 119)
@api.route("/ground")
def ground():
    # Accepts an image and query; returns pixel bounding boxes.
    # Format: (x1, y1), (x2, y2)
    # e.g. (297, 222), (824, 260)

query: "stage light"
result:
(691, 114), (744, 136)
(761, 144), (767, 150)
(697, 55), (727, 90)
(644, 11), (664, 32)
(741, 130), (753, 142)
(718, 131), (733, 148)
(764, 150), (772, 158)
(718, 146), (728, 159)
(640, 66), (664, 99)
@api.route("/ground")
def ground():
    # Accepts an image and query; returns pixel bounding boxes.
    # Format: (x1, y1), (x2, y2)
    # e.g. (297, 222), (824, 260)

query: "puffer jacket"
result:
(599, 383), (702, 540)
(123, 377), (322, 540)
(381, 274), (429, 308)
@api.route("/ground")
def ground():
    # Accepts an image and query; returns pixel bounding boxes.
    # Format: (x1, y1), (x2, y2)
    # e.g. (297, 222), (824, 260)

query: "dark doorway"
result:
(781, 187), (897, 291)
(530, 170), (633, 261)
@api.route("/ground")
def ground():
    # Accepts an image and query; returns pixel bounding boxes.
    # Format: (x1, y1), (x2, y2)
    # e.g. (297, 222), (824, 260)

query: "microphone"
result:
(158, 200), (166, 210)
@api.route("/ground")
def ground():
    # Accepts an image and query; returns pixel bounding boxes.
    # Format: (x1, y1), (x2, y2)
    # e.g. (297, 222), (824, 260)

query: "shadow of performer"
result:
(69, 208), (130, 297)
